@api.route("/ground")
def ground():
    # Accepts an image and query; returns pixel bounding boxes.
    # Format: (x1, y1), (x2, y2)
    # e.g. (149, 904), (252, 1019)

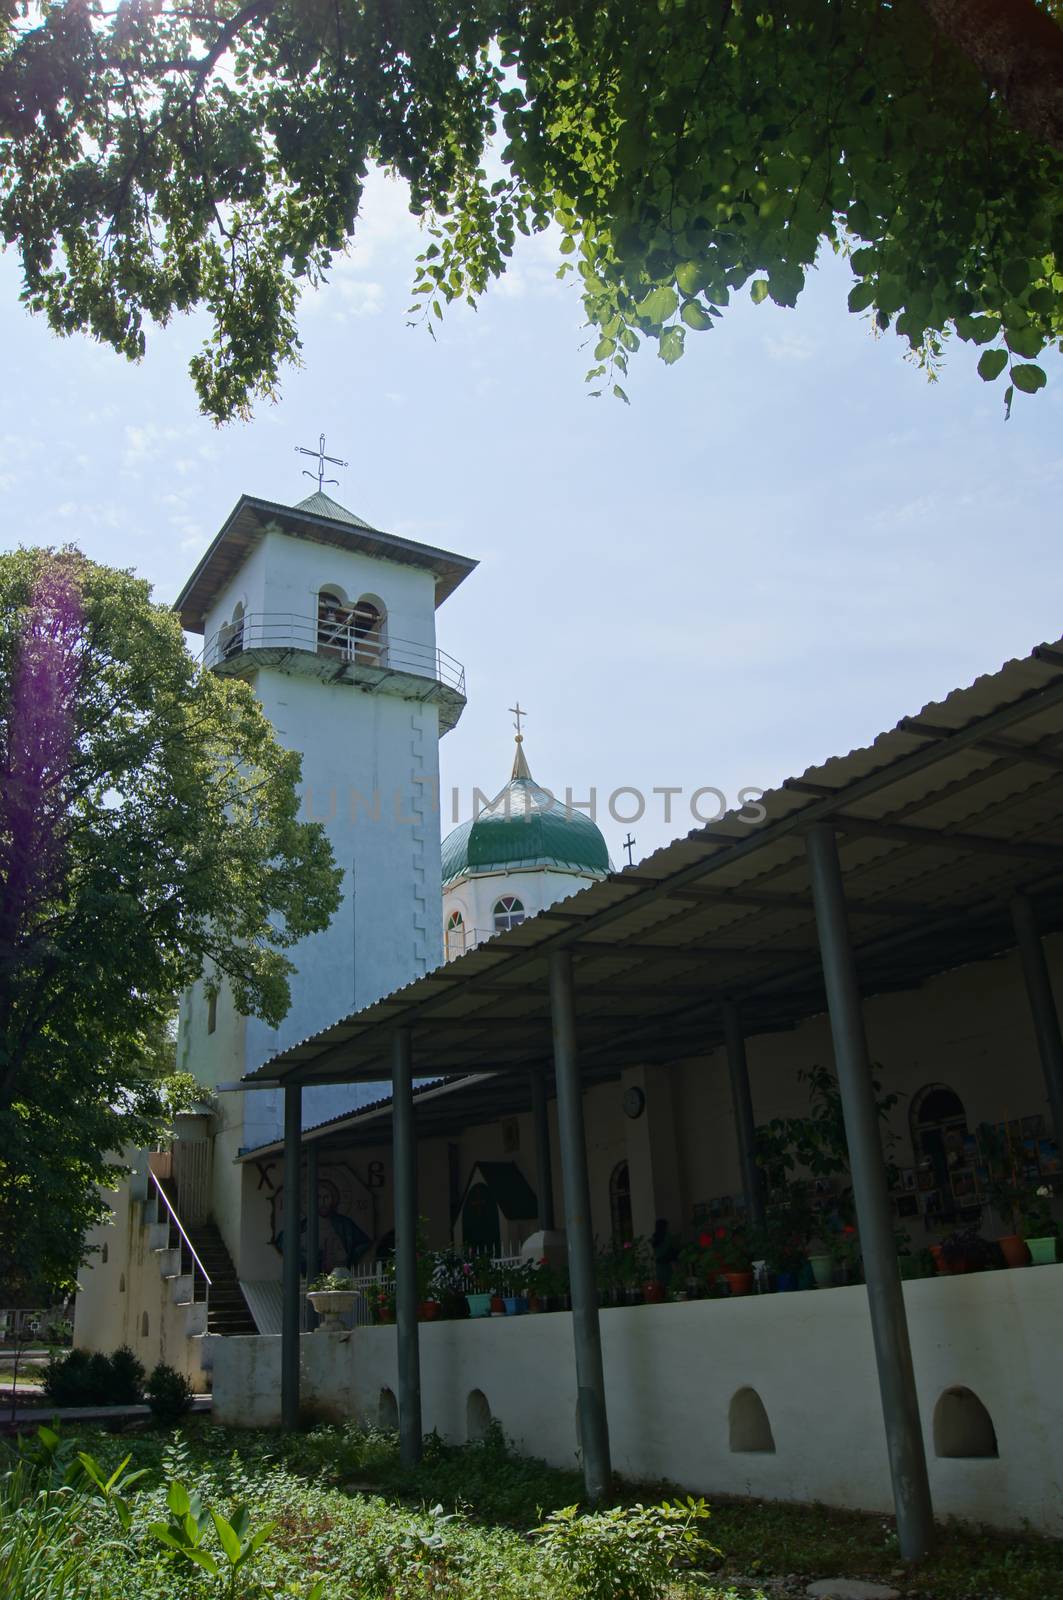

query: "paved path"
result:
(1, 1395), (212, 1428)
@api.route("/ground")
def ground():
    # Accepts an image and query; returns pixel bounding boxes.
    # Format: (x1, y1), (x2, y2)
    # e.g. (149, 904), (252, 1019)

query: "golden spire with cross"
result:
(509, 700), (532, 780)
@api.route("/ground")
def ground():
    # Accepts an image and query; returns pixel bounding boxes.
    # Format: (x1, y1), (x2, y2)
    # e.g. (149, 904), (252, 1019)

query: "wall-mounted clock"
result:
(622, 1085), (646, 1120)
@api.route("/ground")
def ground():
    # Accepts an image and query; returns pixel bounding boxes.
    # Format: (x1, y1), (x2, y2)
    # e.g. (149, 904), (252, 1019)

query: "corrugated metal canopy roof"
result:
(244, 635), (1063, 1097)
(176, 494), (478, 633)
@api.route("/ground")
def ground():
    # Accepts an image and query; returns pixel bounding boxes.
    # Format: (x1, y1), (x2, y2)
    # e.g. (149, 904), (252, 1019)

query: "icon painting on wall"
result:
(270, 1162), (375, 1273)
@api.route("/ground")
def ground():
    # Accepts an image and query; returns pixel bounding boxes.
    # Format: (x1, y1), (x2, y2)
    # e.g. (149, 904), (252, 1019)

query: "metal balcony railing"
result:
(201, 612), (466, 697)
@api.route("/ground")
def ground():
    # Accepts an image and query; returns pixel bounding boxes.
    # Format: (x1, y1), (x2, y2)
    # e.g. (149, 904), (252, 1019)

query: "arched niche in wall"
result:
(933, 1386), (999, 1459)
(119, 1273), (126, 1293)
(140, 1311), (150, 1338)
(101, 1243), (109, 1265)
(378, 1386), (399, 1432)
(466, 1388), (492, 1443)
(445, 909), (466, 960)
(729, 1387), (776, 1453)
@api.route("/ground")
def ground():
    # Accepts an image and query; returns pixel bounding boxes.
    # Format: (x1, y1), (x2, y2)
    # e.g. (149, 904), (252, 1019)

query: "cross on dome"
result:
(509, 701), (532, 780)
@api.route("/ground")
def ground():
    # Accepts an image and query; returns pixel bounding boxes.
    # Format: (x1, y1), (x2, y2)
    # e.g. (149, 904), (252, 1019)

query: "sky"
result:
(2, 168), (1061, 865)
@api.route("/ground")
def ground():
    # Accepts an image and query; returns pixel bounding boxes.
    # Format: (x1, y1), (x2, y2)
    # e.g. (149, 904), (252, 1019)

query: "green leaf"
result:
(612, 383), (630, 404)
(179, 1547), (222, 1578)
(1002, 260), (1029, 296)
(675, 261), (704, 297)
(658, 326), (685, 364)
(167, 1481), (190, 1517)
(977, 348), (1008, 382)
(1007, 326), (1043, 359)
(559, 234), (576, 255)
(750, 279), (770, 305)
(680, 300), (713, 331)
(212, 1510), (243, 1566)
(968, 317), (1002, 345)
(847, 281), (876, 312)
(1004, 384), (1015, 420)
(636, 285), (678, 325)
(1010, 363), (1047, 394)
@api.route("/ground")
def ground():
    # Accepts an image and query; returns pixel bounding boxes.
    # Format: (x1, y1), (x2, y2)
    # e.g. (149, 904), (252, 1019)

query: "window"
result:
(352, 595), (387, 666)
(207, 989), (217, 1035)
(317, 589), (351, 657)
(445, 910), (466, 960)
(493, 895), (525, 933)
(609, 1161), (633, 1246)
(221, 601), (245, 660)
(911, 1083), (971, 1224)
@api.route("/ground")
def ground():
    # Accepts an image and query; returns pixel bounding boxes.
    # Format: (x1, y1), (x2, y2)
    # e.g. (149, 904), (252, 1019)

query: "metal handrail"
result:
(150, 1170), (213, 1290)
(200, 612), (466, 696)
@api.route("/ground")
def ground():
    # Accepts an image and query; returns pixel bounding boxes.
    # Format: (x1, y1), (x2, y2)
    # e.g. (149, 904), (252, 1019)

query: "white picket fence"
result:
(343, 1250), (526, 1327)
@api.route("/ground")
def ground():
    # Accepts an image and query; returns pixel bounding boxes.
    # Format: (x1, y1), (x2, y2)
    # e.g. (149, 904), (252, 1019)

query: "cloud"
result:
(764, 329), (817, 362)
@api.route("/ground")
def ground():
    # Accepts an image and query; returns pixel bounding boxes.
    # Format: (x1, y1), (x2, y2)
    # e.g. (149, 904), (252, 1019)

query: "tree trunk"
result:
(919, 0), (1063, 151)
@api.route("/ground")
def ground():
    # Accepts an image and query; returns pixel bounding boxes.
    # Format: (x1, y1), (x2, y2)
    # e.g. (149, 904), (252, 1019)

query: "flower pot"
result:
(642, 1280), (666, 1304)
(418, 1299), (441, 1322)
(489, 1294), (506, 1316)
(502, 1295), (528, 1315)
(464, 1292), (492, 1319)
(723, 1271), (753, 1297)
(998, 1233), (1030, 1268)
(1027, 1236), (1058, 1266)
(527, 1294), (543, 1313)
(623, 1287), (642, 1305)
(808, 1254), (834, 1288)
(377, 1304), (395, 1325)
(306, 1289), (357, 1332)
(774, 1270), (798, 1292)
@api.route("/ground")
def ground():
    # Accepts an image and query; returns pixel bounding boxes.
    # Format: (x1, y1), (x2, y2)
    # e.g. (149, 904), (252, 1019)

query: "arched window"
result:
(445, 910), (466, 960)
(140, 1311), (150, 1338)
(609, 1160), (633, 1246)
(317, 589), (351, 657)
(222, 601), (245, 660)
(493, 895), (525, 933)
(352, 595), (387, 667)
(101, 1243), (109, 1265)
(911, 1083), (972, 1224)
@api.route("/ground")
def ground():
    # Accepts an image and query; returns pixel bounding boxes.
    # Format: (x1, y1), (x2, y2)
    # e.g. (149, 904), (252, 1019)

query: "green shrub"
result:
(41, 1345), (145, 1407)
(535, 1498), (716, 1600)
(146, 1364), (194, 1428)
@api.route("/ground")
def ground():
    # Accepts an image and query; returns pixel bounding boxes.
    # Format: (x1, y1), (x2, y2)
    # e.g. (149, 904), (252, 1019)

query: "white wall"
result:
(202, 525), (441, 657)
(443, 866), (603, 956)
(212, 1264), (1063, 1534)
(74, 1166), (207, 1388)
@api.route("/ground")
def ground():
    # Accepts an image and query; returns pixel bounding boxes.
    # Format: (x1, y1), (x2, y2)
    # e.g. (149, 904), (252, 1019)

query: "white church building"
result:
(73, 477), (1063, 1546)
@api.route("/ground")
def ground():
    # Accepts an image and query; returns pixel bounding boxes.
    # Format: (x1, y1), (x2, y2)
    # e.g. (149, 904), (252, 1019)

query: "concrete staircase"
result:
(184, 1221), (257, 1337)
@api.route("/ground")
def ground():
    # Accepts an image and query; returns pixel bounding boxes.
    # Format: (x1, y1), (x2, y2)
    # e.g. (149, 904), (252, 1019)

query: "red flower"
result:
(715, 1226), (727, 1240)
(843, 1225), (856, 1236)
(698, 1232), (712, 1248)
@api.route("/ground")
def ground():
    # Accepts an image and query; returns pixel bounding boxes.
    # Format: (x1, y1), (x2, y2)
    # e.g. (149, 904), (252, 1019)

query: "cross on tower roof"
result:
(295, 432), (348, 494)
(509, 700), (526, 741)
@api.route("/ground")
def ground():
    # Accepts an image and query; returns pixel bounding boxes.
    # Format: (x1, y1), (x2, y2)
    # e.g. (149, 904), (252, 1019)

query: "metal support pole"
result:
(392, 1027), (422, 1466)
(531, 1070), (556, 1231)
(722, 999), (764, 1227)
(806, 823), (933, 1561)
(305, 1138), (319, 1331)
(1011, 895), (1063, 1141)
(281, 1082), (302, 1431)
(549, 949), (611, 1501)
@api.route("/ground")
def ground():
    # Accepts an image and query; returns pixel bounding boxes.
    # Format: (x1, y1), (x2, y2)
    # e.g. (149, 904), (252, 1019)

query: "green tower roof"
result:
(441, 739), (610, 887)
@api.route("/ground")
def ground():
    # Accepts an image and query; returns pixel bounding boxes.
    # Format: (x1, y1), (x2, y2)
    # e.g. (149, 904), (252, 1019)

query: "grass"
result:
(2, 1417), (1060, 1600)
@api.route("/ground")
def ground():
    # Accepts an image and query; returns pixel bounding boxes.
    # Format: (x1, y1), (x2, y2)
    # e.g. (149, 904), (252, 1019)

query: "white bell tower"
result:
(173, 480), (476, 1154)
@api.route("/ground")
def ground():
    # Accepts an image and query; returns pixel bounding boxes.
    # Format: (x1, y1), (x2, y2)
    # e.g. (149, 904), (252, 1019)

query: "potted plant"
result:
(1020, 1185), (1058, 1266)
(363, 1266), (396, 1325)
(713, 1226), (753, 1296)
(307, 1268), (357, 1332)
(826, 1222), (862, 1285)
(460, 1253), (493, 1318)
(932, 1228), (996, 1275)
(503, 1258), (531, 1315)
(616, 1238), (647, 1304)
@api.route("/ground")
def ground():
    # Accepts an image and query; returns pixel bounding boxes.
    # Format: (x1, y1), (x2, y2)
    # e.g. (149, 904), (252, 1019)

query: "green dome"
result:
(441, 743), (610, 888)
